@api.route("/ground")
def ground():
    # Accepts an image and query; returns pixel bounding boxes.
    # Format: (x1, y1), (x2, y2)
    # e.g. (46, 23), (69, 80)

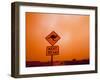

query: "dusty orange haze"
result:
(26, 12), (89, 62)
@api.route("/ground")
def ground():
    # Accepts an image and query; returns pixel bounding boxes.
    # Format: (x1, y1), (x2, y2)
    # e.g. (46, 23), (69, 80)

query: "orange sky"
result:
(26, 12), (90, 62)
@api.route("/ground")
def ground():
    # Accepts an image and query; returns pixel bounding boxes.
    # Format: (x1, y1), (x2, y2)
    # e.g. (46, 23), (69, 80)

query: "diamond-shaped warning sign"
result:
(45, 31), (60, 46)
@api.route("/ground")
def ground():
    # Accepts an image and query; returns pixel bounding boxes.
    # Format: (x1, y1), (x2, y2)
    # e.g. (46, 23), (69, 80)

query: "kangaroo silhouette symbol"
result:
(49, 34), (57, 41)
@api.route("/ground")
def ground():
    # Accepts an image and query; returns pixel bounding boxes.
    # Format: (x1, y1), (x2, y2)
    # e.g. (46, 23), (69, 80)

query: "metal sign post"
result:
(50, 52), (54, 66)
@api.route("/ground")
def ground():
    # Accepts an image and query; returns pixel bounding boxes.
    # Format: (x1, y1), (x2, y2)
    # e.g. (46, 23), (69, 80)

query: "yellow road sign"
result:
(46, 45), (59, 56)
(45, 31), (60, 46)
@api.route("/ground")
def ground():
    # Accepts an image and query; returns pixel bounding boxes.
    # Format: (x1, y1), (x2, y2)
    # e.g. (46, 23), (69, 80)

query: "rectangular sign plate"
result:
(46, 45), (59, 56)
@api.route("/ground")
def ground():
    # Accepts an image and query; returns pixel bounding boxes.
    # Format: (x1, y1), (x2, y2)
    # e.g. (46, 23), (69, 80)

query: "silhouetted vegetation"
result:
(26, 59), (89, 67)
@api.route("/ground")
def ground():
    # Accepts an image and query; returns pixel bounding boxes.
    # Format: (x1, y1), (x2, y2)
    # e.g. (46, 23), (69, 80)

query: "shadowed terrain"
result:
(26, 59), (89, 67)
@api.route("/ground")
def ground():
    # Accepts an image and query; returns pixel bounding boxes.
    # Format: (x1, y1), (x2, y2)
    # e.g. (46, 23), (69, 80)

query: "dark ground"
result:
(26, 59), (89, 67)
